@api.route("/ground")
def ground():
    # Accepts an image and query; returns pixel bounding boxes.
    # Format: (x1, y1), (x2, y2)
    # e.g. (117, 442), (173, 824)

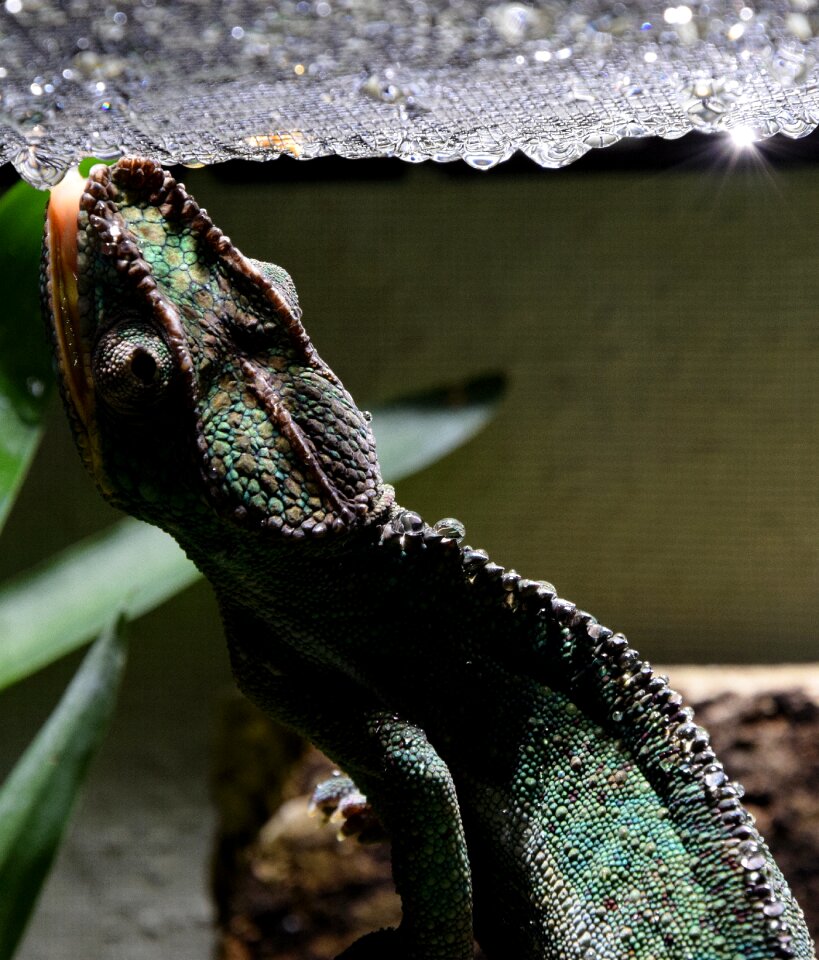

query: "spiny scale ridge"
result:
(378, 508), (806, 959)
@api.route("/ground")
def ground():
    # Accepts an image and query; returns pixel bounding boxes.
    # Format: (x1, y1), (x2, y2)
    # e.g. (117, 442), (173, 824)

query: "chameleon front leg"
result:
(226, 640), (475, 960)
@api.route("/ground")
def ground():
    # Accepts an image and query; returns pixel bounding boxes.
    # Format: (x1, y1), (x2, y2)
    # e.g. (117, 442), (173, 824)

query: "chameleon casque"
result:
(42, 157), (814, 960)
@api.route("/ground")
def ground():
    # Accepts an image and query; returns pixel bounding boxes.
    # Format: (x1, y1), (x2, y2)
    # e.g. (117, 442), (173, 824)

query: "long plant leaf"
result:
(0, 519), (197, 692)
(0, 621), (127, 960)
(371, 373), (506, 483)
(0, 181), (53, 533)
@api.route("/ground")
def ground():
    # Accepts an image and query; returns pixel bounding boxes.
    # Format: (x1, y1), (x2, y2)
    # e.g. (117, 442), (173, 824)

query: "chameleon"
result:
(41, 156), (814, 960)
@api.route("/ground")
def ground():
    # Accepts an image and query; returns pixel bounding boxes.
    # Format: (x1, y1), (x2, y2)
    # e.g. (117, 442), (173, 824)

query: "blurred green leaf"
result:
(0, 180), (53, 533)
(77, 156), (115, 176)
(372, 373), (506, 483)
(0, 519), (197, 692)
(0, 621), (126, 960)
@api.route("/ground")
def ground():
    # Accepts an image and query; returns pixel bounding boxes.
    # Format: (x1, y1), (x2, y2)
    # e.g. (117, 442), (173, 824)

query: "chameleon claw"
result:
(309, 774), (387, 844)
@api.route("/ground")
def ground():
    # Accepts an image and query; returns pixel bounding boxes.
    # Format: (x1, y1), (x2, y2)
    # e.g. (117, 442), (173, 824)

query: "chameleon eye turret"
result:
(92, 320), (175, 414)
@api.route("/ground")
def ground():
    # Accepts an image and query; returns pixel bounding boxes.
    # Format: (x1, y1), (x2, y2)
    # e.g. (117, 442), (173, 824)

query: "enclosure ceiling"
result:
(1, 0), (818, 186)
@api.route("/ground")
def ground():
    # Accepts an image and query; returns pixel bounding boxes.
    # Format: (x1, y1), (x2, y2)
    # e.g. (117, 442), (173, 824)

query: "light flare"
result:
(728, 125), (757, 149)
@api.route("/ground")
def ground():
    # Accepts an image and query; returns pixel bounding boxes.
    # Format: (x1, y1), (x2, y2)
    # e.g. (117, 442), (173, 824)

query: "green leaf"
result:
(371, 373), (506, 483)
(77, 157), (116, 176)
(0, 180), (53, 533)
(0, 621), (127, 960)
(0, 519), (198, 692)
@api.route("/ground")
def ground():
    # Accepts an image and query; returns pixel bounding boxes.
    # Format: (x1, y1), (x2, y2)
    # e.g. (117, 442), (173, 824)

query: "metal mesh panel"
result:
(2, 0), (819, 185)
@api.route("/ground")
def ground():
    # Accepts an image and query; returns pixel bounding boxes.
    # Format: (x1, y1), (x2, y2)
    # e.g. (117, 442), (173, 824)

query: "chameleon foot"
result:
(309, 772), (388, 843)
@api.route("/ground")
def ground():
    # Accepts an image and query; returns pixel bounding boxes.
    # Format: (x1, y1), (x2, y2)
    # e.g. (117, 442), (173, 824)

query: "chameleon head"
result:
(42, 157), (388, 540)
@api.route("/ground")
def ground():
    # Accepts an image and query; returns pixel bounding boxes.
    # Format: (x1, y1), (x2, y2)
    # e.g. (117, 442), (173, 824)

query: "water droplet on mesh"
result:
(13, 145), (64, 188)
(771, 47), (811, 86)
(85, 140), (122, 162)
(523, 139), (591, 169)
(583, 131), (620, 149)
(463, 151), (505, 170)
(777, 113), (814, 138)
(486, 3), (551, 44)
(360, 72), (413, 106)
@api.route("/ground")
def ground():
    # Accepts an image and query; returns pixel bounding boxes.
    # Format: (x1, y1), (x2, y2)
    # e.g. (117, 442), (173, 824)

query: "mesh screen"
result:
(1, 1), (819, 185)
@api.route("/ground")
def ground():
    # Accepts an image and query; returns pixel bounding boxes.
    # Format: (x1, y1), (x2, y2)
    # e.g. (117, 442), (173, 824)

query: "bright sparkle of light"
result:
(677, 6), (693, 23)
(664, 5), (692, 24)
(729, 126), (756, 148)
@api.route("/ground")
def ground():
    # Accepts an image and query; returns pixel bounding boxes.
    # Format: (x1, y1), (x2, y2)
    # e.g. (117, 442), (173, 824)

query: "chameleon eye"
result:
(92, 321), (175, 414)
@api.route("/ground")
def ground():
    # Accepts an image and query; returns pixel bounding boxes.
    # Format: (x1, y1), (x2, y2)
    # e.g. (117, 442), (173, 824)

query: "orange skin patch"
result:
(47, 166), (90, 426)
(46, 166), (114, 493)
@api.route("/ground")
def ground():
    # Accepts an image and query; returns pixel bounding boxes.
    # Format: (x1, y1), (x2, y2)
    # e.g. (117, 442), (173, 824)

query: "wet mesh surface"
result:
(2, 0), (819, 185)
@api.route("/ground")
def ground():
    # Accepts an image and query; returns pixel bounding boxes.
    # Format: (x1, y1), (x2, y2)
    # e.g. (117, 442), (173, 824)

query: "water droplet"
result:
(682, 77), (742, 129)
(26, 377), (45, 398)
(522, 139), (591, 169)
(433, 517), (466, 541)
(785, 12), (813, 41)
(771, 47), (811, 86)
(583, 131), (620, 149)
(360, 71), (411, 106)
(778, 113), (814, 139)
(741, 853), (766, 871)
(486, 3), (551, 44)
(13, 145), (64, 188)
(463, 151), (506, 170)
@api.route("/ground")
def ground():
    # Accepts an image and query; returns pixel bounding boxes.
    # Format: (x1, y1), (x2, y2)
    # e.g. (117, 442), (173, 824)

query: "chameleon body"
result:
(42, 157), (814, 960)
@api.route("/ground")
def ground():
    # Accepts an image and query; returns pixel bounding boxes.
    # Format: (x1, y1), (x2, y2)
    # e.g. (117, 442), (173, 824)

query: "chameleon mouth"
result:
(45, 166), (94, 431)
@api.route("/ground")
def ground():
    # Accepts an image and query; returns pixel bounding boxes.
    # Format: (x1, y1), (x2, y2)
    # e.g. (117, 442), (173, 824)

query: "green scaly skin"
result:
(42, 158), (814, 960)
